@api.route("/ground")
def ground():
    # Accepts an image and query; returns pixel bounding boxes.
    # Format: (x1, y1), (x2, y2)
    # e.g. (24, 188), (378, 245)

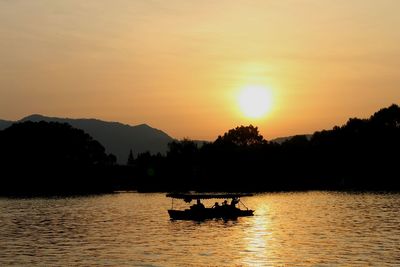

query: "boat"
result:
(166, 193), (254, 220)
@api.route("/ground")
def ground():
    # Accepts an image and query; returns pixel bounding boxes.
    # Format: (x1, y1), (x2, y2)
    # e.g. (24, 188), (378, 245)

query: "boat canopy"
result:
(166, 193), (253, 201)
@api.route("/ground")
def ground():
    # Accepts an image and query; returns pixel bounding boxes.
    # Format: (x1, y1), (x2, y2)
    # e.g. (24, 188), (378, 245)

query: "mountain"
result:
(16, 114), (174, 164)
(270, 134), (312, 144)
(0, 119), (13, 131)
(1, 115), (308, 161)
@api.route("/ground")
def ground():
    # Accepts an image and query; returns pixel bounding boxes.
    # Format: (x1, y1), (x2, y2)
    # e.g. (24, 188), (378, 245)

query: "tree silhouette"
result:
(215, 125), (266, 146)
(1, 104), (399, 195)
(167, 139), (199, 158)
(127, 149), (135, 166)
(0, 121), (116, 195)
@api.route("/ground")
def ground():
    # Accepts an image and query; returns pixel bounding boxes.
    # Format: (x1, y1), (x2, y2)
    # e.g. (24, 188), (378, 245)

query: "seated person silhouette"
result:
(191, 199), (205, 210)
(212, 202), (220, 209)
(230, 197), (239, 208)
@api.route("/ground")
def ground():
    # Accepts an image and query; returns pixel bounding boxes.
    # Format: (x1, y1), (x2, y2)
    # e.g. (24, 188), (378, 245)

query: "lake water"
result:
(0, 192), (399, 266)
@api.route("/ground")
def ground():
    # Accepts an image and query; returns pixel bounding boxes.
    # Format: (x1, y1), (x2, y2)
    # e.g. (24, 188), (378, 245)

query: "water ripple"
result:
(0, 192), (399, 266)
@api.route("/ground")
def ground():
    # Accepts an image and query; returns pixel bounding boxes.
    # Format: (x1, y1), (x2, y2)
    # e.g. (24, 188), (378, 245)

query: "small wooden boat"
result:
(166, 193), (254, 220)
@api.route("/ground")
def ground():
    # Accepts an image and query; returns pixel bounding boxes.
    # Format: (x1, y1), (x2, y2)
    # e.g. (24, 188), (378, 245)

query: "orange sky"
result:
(1, 0), (400, 140)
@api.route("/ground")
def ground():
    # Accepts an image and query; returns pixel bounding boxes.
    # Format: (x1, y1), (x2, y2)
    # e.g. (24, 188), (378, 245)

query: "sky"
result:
(1, 0), (400, 140)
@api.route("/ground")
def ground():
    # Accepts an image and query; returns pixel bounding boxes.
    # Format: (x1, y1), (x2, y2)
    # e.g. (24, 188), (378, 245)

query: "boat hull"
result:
(168, 208), (254, 221)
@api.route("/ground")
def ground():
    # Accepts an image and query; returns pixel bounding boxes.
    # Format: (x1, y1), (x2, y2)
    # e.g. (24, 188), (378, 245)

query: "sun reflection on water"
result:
(241, 200), (273, 266)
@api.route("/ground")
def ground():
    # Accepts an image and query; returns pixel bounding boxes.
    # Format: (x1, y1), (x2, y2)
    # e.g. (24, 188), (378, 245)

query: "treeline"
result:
(129, 104), (400, 192)
(0, 104), (399, 195)
(0, 121), (117, 195)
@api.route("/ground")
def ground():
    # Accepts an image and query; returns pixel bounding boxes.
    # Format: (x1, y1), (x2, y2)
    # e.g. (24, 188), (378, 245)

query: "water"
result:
(0, 192), (399, 266)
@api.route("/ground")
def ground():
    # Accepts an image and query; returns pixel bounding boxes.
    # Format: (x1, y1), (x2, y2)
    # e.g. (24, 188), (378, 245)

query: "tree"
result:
(127, 149), (135, 166)
(0, 121), (113, 167)
(0, 121), (116, 195)
(167, 139), (198, 158)
(370, 104), (400, 128)
(214, 125), (266, 146)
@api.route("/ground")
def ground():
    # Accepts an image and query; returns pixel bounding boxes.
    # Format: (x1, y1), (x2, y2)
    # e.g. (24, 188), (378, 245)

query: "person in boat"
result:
(190, 199), (205, 210)
(212, 202), (220, 209)
(230, 197), (239, 208)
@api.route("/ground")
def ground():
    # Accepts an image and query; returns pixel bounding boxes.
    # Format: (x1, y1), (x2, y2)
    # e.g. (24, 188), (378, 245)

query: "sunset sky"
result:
(1, 0), (399, 140)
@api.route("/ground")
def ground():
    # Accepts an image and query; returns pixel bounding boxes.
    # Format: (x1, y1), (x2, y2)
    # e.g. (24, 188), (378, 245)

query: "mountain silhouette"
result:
(270, 134), (312, 144)
(0, 119), (13, 130)
(2, 114), (174, 164)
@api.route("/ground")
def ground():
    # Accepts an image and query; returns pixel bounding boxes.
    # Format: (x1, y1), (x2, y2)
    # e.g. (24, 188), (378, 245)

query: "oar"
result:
(239, 199), (249, 210)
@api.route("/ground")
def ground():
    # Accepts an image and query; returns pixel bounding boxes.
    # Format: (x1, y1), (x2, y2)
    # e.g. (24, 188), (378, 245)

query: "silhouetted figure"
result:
(212, 202), (220, 209)
(190, 199), (205, 210)
(230, 197), (239, 207)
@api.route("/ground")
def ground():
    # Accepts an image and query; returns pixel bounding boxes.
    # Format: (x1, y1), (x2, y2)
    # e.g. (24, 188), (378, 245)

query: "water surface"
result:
(1, 192), (399, 266)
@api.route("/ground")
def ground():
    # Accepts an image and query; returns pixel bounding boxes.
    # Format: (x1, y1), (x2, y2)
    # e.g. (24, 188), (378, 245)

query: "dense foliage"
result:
(0, 121), (116, 195)
(130, 104), (400, 192)
(1, 104), (399, 195)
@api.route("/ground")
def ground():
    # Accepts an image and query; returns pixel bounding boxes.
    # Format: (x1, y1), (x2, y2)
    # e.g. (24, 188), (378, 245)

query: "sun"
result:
(238, 85), (273, 119)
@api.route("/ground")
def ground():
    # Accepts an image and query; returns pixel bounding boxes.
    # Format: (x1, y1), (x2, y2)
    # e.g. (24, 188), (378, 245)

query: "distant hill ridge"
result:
(0, 115), (312, 162)
(0, 114), (174, 164)
(270, 134), (312, 144)
(0, 119), (13, 130)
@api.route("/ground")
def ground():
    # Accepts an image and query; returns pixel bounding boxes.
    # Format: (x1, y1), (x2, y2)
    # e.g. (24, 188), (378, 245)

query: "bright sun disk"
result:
(238, 85), (272, 119)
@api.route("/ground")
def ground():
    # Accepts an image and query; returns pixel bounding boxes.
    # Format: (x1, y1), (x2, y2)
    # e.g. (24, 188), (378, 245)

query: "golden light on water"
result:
(242, 202), (271, 266)
(238, 85), (273, 119)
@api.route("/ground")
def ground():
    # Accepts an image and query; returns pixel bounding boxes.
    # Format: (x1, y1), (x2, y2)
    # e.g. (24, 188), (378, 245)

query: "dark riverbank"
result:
(1, 104), (399, 195)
